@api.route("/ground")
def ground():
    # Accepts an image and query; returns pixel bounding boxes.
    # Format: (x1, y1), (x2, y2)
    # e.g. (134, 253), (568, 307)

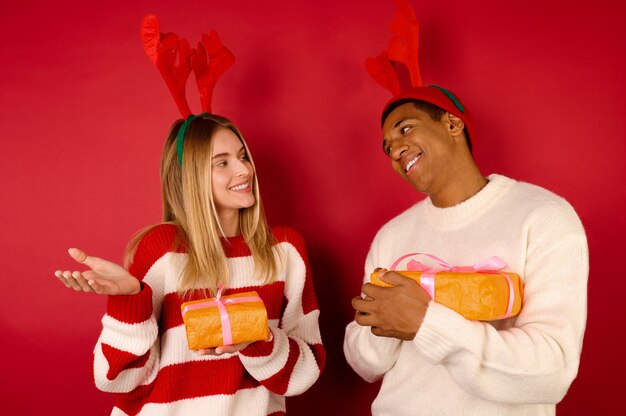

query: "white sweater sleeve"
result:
(93, 285), (161, 393)
(412, 200), (588, 404)
(238, 231), (325, 396)
(343, 231), (402, 382)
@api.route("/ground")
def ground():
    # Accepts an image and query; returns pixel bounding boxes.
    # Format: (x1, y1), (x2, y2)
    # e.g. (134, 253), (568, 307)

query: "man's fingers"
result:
(355, 310), (377, 327)
(361, 281), (400, 298)
(379, 270), (417, 287)
(361, 282), (382, 297)
(353, 295), (381, 328)
(352, 296), (373, 313)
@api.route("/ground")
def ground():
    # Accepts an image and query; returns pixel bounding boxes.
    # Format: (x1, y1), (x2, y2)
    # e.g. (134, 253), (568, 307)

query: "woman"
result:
(55, 112), (325, 415)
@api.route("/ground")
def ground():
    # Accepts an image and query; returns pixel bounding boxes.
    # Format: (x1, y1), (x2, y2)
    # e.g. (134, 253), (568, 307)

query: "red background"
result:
(1, 0), (624, 414)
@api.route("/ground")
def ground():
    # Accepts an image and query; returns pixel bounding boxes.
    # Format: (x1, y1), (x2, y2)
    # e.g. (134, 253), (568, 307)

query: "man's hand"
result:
(352, 270), (430, 340)
(54, 248), (141, 295)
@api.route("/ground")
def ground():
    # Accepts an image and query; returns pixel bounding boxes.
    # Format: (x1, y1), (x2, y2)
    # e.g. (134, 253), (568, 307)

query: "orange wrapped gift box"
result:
(370, 254), (524, 321)
(181, 287), (269, 350)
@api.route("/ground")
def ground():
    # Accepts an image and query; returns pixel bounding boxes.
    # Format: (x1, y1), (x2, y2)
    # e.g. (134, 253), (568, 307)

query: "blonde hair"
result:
(125, 114), (279, 297)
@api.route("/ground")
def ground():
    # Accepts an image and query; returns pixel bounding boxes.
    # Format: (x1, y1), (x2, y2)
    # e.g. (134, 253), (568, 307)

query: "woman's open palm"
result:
(55, 248), (141, 295)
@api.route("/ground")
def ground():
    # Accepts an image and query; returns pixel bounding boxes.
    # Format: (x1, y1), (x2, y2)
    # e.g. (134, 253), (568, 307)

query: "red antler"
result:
(140, 14), (194, 118)
(191, 31), (235, 114)
(366, 0), (423, 95)
(388, 0), (422, 87)
(366, 52), (402, 96)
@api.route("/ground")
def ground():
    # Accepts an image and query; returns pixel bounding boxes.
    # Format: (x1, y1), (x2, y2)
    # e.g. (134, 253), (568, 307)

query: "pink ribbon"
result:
(390, 253), (515, 319)
(181, 285), (263, 346)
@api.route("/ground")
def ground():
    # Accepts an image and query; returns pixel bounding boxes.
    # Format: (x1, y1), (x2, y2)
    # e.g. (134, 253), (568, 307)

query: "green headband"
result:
(176, 115), (197, 166)
(430, 85), (465, 113)
(176, 113), (211, 166)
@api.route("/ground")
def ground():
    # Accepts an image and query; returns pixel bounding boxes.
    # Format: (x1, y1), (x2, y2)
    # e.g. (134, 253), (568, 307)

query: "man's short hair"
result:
(382, 99), (473, 154)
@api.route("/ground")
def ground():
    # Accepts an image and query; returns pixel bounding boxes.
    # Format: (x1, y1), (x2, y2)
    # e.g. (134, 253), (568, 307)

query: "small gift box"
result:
(181, 286), (269, 350)
(370, 253), (524, 321)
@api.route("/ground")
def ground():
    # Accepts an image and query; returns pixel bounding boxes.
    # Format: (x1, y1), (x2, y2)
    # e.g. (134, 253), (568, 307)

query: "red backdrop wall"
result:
(1, 0), (624, 414)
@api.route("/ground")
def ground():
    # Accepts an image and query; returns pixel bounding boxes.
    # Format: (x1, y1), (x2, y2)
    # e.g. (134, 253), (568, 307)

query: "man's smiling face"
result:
(382, 102), (460, 197)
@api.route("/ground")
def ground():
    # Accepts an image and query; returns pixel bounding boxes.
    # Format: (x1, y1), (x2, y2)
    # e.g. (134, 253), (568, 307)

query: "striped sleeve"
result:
(92, 224), (178, 393)
(238, 227), (325, 396)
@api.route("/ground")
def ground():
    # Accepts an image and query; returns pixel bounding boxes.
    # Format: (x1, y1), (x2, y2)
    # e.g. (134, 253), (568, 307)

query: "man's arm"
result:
(343, 234), (404, 382)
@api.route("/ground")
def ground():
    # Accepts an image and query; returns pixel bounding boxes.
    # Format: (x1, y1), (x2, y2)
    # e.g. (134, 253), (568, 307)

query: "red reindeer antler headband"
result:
(367, 0), (475, 145)
(366, 0), (422, 95)
(140, 14), (235, 164)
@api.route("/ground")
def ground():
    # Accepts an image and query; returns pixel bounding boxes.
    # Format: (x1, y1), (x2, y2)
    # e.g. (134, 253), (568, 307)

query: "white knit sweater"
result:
(344, 174), (588, 416)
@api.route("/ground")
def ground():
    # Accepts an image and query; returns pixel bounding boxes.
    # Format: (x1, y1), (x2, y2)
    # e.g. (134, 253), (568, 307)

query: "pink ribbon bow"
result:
(390, 252), (515, 319)
(181, 285), (263, 346)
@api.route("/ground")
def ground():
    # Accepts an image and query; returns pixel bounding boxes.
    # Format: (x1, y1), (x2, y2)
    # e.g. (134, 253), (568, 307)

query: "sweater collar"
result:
(220, 233), (251, 258)
(421, 174), (514, 230)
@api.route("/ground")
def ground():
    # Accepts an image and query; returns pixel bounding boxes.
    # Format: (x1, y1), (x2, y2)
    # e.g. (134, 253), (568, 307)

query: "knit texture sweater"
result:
(94, 225), (325, 415)
(344, 174), (588, 416)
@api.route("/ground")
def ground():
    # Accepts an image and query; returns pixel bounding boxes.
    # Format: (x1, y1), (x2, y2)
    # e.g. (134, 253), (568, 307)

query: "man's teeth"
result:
(405, 155), (420, 173)
(230, 183), (249, 191)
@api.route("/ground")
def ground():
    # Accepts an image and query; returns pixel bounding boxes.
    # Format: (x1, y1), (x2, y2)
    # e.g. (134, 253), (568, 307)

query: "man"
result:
(343, 69), (589, 416)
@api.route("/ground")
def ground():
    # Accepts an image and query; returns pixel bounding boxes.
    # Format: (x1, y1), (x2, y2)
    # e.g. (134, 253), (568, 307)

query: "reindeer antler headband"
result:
(140, 14), (235, 165)
(367, 0), (475, 145)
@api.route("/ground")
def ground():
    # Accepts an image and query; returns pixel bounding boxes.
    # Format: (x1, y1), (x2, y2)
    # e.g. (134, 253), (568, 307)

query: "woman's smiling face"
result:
(210, 128), (255, 218)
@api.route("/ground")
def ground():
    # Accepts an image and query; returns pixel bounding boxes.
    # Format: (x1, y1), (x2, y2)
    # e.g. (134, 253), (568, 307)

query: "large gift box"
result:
(370, 254), (524, 321)
(181, 287), (269, 350)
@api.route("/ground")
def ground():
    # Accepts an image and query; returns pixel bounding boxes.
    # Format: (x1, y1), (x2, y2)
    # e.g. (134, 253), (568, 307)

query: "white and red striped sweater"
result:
(94, 225), (325, 415)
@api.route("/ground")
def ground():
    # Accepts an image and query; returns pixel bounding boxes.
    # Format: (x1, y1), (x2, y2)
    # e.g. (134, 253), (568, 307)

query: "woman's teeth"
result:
(230, 183), (249, 191)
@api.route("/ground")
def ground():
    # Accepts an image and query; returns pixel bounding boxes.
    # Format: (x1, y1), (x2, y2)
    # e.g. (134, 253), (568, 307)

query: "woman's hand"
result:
(196, 329), (273, 356)
(196, 342), (253, 356)
(55, 248), (141, 295)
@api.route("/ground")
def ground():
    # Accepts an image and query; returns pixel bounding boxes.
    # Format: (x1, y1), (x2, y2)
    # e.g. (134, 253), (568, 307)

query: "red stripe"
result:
(310, 343), (326, 373)
(128, 224), (181, 280)
(107, 224), (179, 324)
(107, 284), (153, 324)
(114, 358), (261, 415)
(220, 233), (252, 257)
(300, 268), (319, 315)
(240, 334), (274, 358)
(101, 344), (150, 380)
(275, 227), (320, 315)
